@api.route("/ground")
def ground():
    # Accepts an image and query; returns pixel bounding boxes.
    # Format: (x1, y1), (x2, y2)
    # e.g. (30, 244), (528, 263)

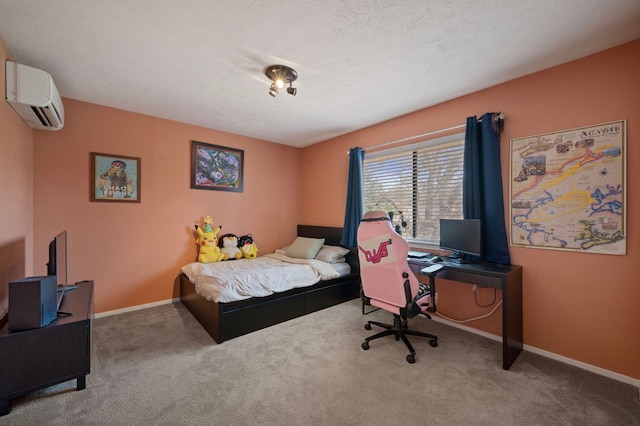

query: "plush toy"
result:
(219, 234), (243, 260)
(238, 234), (258, 259)
(195, 216), (224, 263)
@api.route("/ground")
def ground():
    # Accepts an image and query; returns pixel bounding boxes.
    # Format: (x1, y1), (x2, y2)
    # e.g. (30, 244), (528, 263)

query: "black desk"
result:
(408, 259), (522, 370)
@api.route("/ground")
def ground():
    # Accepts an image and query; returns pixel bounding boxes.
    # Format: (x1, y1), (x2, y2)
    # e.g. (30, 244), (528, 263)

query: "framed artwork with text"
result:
(510, 120), (626, 255)
(90, 152), (141, 203)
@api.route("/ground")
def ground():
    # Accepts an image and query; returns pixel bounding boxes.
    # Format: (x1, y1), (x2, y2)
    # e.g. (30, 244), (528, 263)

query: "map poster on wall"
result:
(510, 120), (626, 255)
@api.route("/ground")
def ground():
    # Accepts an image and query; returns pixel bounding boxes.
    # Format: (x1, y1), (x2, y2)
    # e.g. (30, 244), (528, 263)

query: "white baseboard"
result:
(427, 315), (640, 392)
(94, 297), (180, 319)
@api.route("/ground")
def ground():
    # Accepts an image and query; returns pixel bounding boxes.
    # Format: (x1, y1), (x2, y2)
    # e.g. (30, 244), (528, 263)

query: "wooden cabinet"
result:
(0, 281), (93, 416)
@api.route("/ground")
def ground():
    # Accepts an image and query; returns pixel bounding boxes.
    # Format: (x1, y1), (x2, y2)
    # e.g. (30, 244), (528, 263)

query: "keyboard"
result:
(408, 251), (430, 259)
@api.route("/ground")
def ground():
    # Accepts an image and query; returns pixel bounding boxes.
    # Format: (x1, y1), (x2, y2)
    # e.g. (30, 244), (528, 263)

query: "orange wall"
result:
(3, 31), (638, 380)
(0, 38), (33, 318)
(301, 40), (640, 379)
(32, 100), (301, 313)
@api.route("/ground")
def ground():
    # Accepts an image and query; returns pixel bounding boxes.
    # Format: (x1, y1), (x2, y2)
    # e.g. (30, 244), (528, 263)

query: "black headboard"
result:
(297, 225), (359, 274)
(297, 225), (344, 246)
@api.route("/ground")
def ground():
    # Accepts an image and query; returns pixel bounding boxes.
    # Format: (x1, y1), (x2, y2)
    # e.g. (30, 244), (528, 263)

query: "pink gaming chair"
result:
(357, 211), (439, 363)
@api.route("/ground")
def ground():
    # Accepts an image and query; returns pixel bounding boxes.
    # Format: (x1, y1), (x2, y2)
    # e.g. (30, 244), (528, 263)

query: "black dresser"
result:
(0, 281), (94, 416)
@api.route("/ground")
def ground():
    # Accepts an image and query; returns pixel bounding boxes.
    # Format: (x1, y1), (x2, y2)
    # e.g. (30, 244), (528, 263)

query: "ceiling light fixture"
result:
(264, 65), (298, 97)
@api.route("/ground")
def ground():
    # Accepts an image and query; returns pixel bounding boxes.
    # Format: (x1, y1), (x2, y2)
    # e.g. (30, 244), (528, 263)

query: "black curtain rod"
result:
(348, 112), (505, 154)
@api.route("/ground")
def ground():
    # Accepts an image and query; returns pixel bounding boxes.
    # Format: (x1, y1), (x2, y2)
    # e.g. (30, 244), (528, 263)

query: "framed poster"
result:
(90, 152), (141, 203)
(510, 120), (626, 255)
(191, 140), (244, 192)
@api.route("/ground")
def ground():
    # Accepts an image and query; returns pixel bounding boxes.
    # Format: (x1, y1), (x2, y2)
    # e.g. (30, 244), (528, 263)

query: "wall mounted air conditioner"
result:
(5, 60), (64, 130)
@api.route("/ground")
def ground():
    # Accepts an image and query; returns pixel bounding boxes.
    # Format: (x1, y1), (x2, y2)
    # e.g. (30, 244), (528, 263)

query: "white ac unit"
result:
(5, 60), (64, 130)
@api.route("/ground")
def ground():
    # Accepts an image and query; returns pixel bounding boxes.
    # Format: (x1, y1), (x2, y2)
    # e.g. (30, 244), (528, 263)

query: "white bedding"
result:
(181, 252), (344, 303)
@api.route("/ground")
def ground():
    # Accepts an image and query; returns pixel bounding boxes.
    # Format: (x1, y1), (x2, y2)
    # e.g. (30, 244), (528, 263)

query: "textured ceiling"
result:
(1, 1), (639, 147)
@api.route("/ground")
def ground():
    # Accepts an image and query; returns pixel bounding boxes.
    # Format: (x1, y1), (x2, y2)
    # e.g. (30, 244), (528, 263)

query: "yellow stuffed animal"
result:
(195, 216), (224, 263)
(238, 234), (258, 259)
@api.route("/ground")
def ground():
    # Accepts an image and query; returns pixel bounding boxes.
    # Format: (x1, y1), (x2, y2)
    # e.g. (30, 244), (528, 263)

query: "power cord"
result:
(473, 285), (497, 308)
(434, 300), (502, 324)
(433, 286), (502, 324)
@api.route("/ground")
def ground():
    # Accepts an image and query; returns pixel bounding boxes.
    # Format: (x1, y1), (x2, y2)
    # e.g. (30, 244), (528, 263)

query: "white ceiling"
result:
(1, 1), (639, 147)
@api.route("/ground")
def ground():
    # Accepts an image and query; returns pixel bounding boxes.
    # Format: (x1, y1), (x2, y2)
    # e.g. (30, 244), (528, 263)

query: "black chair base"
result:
(361, 314), (438, 363)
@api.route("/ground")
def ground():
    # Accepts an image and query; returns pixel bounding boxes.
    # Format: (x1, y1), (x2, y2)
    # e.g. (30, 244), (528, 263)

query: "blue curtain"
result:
(341, 147), (365, 247)
(463, 113), (511, 265)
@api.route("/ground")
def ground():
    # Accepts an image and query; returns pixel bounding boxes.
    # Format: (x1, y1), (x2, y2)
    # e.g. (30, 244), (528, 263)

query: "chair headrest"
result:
(361, 211), (391, 223)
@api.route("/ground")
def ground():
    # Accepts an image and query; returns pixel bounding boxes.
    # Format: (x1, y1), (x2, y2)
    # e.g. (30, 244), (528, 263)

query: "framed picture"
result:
(191, 140), (244, 192)
(90, 152), (141, 202)
(509, 120), (626, 255)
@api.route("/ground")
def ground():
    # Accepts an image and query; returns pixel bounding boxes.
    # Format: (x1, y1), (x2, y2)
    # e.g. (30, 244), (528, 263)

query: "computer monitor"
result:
(46, 230), (67, 286)
(439, 219), (482, 262)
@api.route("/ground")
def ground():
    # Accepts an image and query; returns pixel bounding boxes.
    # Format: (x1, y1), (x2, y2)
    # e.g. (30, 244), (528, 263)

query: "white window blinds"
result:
(363, 134), (465, 244)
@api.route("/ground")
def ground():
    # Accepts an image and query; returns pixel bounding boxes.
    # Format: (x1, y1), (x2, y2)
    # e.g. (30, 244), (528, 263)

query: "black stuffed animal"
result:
(238, 234), (258, 259)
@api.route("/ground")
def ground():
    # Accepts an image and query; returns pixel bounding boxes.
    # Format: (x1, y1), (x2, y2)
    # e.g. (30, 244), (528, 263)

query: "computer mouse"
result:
(430, 256), (443, 263)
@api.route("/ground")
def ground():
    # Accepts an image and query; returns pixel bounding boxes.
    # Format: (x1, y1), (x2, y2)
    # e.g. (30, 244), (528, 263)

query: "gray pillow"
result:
(316, 245), (350, 263)
(285, 237), (325, 259)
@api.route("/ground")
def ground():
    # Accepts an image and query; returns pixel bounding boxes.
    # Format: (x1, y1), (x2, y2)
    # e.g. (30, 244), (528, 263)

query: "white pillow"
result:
(285, 237), (325, 259)
(315, 245), (350, 263)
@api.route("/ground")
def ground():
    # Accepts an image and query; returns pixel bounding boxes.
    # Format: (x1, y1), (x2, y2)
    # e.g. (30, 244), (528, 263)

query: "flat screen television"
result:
(439, 219), (482, 263)
(46, 230), (68, 286)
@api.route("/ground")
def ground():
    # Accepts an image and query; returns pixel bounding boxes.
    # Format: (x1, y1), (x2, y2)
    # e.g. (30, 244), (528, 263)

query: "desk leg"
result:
(77, 375), (86, 391)
(502, 270), (523, 370)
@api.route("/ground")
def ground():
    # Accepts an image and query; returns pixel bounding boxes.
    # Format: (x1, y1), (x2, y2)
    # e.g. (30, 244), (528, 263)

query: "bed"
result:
(179, 225), (360, 343)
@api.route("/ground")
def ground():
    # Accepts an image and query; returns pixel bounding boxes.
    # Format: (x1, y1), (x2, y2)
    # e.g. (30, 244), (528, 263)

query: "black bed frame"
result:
(180, 225), (360, 343)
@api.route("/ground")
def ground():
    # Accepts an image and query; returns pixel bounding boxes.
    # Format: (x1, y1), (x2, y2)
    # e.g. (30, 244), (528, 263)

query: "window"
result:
(363, 133), (464, 245)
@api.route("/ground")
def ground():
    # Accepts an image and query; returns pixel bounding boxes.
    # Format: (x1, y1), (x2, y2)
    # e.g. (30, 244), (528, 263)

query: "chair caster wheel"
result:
(364, 323), (372, 330)
(406, 354), (415, 364)
(362, 342), (370, 350)
(429, 339), (438, 347)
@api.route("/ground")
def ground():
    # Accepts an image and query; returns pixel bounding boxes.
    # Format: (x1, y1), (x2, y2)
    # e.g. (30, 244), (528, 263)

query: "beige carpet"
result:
(4, 300), (639, 425)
